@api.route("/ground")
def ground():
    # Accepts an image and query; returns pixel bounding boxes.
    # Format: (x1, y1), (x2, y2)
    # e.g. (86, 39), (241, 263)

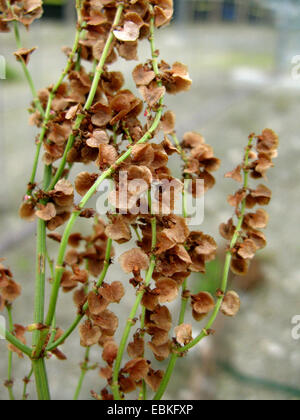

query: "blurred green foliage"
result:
(192, 259), (223, 295)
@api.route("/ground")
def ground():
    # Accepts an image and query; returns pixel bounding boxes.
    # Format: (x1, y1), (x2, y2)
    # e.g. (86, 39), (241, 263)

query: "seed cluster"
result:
(0, 0), (278, 401)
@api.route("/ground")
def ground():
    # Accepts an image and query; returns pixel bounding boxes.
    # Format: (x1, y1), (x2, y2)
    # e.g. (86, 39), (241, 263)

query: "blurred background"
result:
(1, 0), (300, 400)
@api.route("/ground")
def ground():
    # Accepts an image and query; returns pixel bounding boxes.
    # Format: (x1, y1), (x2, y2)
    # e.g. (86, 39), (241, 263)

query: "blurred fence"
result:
(174, 0), (273, 24)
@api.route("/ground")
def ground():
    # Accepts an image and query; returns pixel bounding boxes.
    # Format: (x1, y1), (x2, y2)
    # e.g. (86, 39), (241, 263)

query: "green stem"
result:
(137, 305), (147, 400)
(46, 238), (113, 352)
(47, 4), (124, 191)
(73, 347), (90, 400)
(176, 137), (254, 354)
(0, 321), (32, 357)
(26, 22), (86, 194)
(112, 215), (157, 401)
(153, 272), (189, 401)
(9, 14), (44, 116)
(153, 133), (191, 400)
(154, 137), (254, 399)
(30, 166), (52, 400)
(6, 305), (15, 400)
(22, 368), (33, 400)
(84, 4), (124, 111)
(153, 354), (177, 401)
(32, 359), (51, 400)
(32, 218), (46, 351)
(32, 166), (51, 353)
(48, 315), (57, 348)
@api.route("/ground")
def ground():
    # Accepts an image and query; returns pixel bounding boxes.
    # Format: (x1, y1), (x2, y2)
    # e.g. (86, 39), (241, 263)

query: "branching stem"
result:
(154, 137), (254, 400)
(73, 347), (91, 400)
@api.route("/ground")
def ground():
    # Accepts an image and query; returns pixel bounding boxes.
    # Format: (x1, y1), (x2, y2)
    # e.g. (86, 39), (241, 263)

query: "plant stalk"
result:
(112, 214), (157, 400)
(32, 359), (51, 400)
(47, 3), (124, 191)
(73, 347), (91, 400)
(6, 305), (15, 400)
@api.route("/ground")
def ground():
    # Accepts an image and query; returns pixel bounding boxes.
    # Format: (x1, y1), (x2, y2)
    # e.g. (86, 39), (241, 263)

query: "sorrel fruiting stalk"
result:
(0, 0), (278, 401)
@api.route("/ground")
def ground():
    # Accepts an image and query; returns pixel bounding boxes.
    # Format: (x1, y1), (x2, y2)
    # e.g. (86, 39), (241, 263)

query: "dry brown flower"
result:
(35, 203), (56, 221)
(88, 291), (109, 316)
(243, 208), (269, 230)
(230, 255), (249, 276)
(102, 340), (118, 366)
(161, 111), (176, 134)
(1, 280), (21, 303)
(139, 84), (166, 108)
(119, 248), (150, 273)
(160, 61), (192, 94)
(225, 165), (243, 183)
(105, 216), (132, 244)
(123, 357), (149, 381)
(8, 325), (27, 358)
(19, 201), (36, 221)
(156, 278), (178, 303)
(153, 0), (173, 27)
(127, 333), (145, 359)
(219, 218), (236, 241)
(191, 292), (215, 321)
(75, 172), (98, 197)
(145, 368), (164, 391)
(237, 239), (257, 260)
(14, 47), (36, 65)
(92, 309), (119, 336)
(174, 323), (193, 346)
(221, 291), (241, 317)
(132, 64), (156, 86)
(246, 184), (272, 208)
(79, 320), (102, 347)
(99, 281), (125, 304)
(150, 305), (172, 332)
(113, 21), (140, 42)
(148, 340), (171, 361)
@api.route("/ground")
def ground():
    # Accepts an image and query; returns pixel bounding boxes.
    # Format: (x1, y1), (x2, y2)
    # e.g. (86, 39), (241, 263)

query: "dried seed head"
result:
(174, 323), (193, 346)
(102, 340), (118, 366)
(221, 291), (241, 317)
(79, 320), (102, 347)
(119, 248), (150, 273)
(35, 203), (56, 221)
(123, 357), (150, 382)
(191, 292), (215, 321)
(156, 278), (178, 303)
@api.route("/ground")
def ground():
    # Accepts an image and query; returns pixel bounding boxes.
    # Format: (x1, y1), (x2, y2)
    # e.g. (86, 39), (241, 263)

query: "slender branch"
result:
(154, 137), (254, 399)
(26, 7), (86, 194)
(22, 368), (33, 400)
(48, 315), (57, 348)
(32, 218), (46, 352)
(73, 347), (91, 400)
(46, 238), (113, 352)
(29, 166), (52, 400)
(153, 133), (190, 400)
(138, 304), (147, 401)
(47, 3), (124, 191)
(46, 314), (81, 353)
(32, 165), (51, 359)
(112, 213), (157, 401)
(176, 136), (254, 354)
(0, 322), (32, 358)
(139, 190), (157, 401)
(5, 0), (44, 116)
(6, 305), (15, 400)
